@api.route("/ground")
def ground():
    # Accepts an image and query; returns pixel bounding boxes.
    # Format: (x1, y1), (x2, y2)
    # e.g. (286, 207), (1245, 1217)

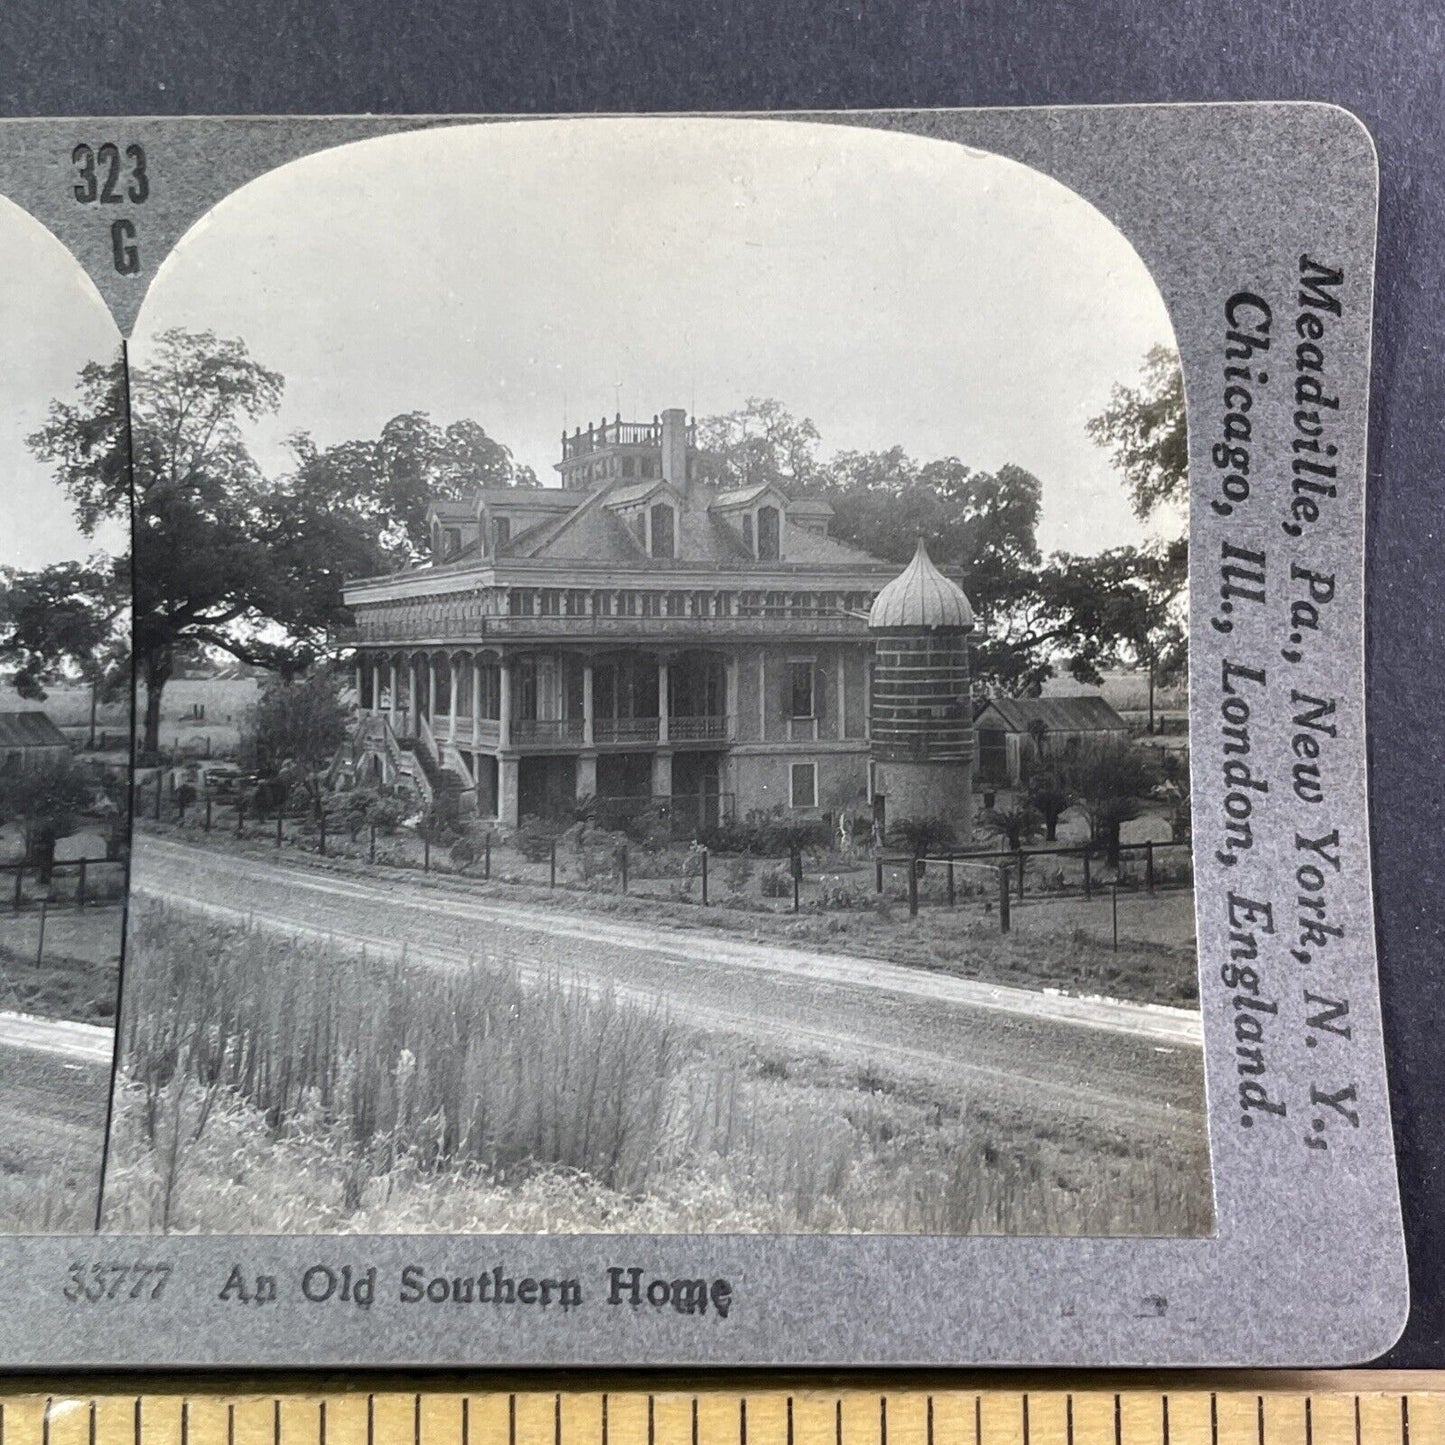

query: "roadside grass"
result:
(103, 896), (1212, 1237)
(0, 1158), (98, 1233)
(139, 822), (1200, 1009)
(0, 941), (121, 1024)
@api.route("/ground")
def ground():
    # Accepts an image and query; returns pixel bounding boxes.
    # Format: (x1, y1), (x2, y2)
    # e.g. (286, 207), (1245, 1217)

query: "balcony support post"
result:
(427, 654), (438, 725)
(582, 661), (595, 747)
(407, 656), (418, 736)
(449, 655), (460, 743)
(498, 655), (513, 750)
(389, 658), (399, 733)
(725, 654), (739, 741)
(576, 752), (597, 803)
(658, 657), (670, 745)
(498, 754), (520, 828)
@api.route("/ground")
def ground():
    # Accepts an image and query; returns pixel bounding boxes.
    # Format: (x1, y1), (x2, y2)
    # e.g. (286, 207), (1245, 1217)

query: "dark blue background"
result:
(2, 0), (1439, 1368)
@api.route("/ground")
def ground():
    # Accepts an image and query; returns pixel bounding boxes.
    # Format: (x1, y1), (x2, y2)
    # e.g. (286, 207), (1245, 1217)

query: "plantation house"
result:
(340, 408), (977, 830)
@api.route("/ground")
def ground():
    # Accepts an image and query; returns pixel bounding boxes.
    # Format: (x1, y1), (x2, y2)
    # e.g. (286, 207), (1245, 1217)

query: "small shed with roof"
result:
(0, 711), (71, 776)
(972, 694), (1128, 790)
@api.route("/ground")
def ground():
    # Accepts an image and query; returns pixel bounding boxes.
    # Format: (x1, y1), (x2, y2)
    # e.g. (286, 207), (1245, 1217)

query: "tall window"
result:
(741, 514), (754, 552)
(757, 505), (781, 560)
(492, 516), (510, 552)
(790, 762), (817, 809)
(787, 660), (815, 719)
(650, 502), (675, 559)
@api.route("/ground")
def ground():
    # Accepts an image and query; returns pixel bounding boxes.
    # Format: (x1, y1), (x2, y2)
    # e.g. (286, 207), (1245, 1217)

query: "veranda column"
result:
(407, 656), (418, 736)
(498, 756), (520, 827)
(498, 655), (513, 749)
(724, 653), (739, 741)
(427, 654), (438, 731)
(836, 648), (848, 740)
(449, 655), (460, 743)
(353, 656), (363, 708)
(582, 660), (595, 746)
(389, 658), (399, 732)
(657, 656), (670, 744)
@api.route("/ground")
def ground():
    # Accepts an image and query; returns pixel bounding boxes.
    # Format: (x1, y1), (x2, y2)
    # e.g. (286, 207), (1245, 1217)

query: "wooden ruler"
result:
(0, 1377), (1442, 1445)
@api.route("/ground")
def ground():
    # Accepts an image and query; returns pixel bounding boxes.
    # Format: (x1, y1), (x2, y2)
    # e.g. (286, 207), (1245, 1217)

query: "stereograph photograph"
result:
(2, 117), (1211, 1240)
(0, 198), (129, 1232)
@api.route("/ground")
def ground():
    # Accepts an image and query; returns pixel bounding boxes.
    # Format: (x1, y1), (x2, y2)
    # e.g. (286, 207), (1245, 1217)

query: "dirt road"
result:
(0, 1013), (113, 1229)
(134, 833), (1207, 1144)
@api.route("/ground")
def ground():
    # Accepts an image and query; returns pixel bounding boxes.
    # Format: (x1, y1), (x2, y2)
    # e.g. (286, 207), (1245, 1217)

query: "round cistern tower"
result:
(867, 538), (977, 837)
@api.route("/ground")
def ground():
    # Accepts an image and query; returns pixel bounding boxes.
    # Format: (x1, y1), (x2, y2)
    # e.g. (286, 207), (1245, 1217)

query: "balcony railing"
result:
(594, 717), (660, 744)
(668, 714), (730, 742)
(561, 417), (695, 460)
(512, 718), (586, 746)
(343, 613), (869, 645)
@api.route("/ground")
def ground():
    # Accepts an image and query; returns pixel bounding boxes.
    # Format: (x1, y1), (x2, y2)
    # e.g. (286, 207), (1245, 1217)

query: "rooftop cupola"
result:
(867, 538), (975, 632)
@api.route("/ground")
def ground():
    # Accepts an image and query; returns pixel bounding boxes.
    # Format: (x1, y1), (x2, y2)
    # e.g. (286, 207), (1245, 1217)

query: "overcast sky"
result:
(0, 197), (123, 570)
(9, 118), (1178, 573)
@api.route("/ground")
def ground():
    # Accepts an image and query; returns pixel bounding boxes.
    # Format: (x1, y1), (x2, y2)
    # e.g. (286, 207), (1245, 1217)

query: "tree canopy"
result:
(27, 329), (536, 754)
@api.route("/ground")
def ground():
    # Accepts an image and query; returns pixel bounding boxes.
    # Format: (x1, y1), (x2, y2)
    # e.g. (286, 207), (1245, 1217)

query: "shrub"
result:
(514, 814), (563, 863)
(723, 855), (756, 892)
(760, 864), (794, 898)
(817, 875), (871, 911)
(448, 835), (478, 870)
(365, 794), (408, 835)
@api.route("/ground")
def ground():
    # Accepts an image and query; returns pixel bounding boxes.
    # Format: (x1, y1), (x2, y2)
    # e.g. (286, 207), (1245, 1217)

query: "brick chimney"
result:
(660, 407), (689, 494)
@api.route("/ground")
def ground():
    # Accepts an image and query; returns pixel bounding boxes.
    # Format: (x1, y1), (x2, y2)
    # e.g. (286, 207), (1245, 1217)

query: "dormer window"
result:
(650, 502), (675, 559)
(757, 505), (781, 561)
(492, 516), (511, 552)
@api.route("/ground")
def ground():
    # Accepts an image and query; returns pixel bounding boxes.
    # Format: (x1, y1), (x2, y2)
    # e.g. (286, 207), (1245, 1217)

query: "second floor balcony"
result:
(342, 611), (870, 646)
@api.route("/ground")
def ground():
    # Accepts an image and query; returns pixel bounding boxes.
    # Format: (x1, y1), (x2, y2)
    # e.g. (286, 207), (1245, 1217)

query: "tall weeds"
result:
(105, 898), (1212, 1237)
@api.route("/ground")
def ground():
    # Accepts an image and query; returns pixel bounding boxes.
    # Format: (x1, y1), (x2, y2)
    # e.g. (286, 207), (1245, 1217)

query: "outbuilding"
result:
(0, 711), (71, 776)
(972, 695), (1128, 793)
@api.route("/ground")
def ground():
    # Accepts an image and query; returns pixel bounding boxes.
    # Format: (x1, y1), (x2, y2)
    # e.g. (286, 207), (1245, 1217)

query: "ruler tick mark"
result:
(1065, 1396), (1074, 1445)
(1022, 1395), (1029, 1445)
(926, 1396), (934, 1445)
(693, 1398), (700, 1445)
(555, 1395), (562, 1445)
(1210, 1394), (1218, 1445)
(1257, 1396), (1265, 1445)
(1114, 1394), (1122, 1445)
(1162, 1396), (1169, 1445)
(648, 1397), (655, 1445)
(881, 1396), (888, 1445)
(1402, 1396), (1410, 1445)
(1305, 1398), (1312, 1445)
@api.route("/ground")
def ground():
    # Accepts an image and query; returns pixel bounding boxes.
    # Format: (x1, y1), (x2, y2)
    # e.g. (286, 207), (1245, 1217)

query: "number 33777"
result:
(71, 142), (149, 275)
(64, 1262), (172, 1303)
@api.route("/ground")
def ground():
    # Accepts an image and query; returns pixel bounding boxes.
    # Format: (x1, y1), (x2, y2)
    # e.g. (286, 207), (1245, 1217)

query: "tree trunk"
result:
(1106, 819), (1122, 870)
(1148, 663), (1156, 735)
(141, 650), (172, 758)
(1045, 813), (1058, 843)
(87, 680), (98, 750)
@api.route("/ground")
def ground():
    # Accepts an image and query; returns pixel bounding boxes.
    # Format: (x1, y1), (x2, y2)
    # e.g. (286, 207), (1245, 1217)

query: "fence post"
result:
(369, 823), (377, 863)
(77, 859), (87, 910)
(1112, 881), (1119, 952)
(1082, 849), (1091, 900)
(549, 838), (557, 889)
(276, 811), (283, 848)
(907, 860), (919, 918)
(1016, 848), (1025, 899)
(619, 844), (629, 894)
(236, 799), (246, 837)
(701, 847), (709, 906)
(484, 831), (492, 879)
(205, 797), (212, 832)
(791, 846), (801, 913)
(1146, 840), (1155, 894)
(318, 811), (327, 858)
(35, 900), (47, 967)
(998, 865), (1010, 933)
(946, 853), (956, 907)
(875, 856), (884, 893)
(424, 835), (431, 873)
(153, 774), (162, 821)
(177, 790), (187, 824)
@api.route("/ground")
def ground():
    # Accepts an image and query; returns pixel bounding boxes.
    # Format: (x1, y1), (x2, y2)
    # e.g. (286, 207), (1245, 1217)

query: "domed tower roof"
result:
(868, 538), (975, 632)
